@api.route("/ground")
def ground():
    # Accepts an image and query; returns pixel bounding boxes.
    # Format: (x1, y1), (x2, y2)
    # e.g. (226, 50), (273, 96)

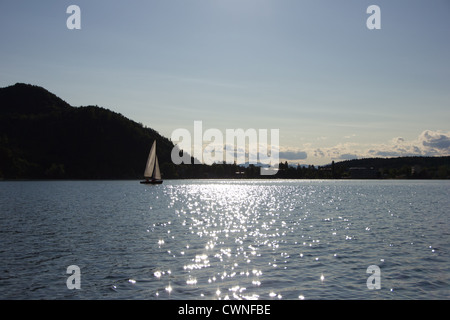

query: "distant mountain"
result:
(1, 83), (449, 180)
(0, 83), (175, 179)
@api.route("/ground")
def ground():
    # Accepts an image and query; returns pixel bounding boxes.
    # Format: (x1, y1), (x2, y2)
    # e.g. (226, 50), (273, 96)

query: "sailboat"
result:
(140, 140), (163, 184)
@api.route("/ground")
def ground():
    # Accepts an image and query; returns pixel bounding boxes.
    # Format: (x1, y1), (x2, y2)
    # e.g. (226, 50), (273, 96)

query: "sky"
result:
(1, 0), (449, 165)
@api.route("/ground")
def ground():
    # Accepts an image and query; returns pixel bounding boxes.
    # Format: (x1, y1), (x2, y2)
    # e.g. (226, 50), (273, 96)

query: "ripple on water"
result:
(0, 180), (448, 299)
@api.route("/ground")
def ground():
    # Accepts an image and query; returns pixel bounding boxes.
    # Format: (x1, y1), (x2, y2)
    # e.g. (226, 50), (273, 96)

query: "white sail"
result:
(154, 155), (161, 180)
(144, 141), (157, 178)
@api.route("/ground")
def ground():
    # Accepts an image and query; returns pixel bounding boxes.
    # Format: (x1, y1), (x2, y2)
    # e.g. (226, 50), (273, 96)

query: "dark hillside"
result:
(0, 83), (173, 179)
(0, 83), (71, 115)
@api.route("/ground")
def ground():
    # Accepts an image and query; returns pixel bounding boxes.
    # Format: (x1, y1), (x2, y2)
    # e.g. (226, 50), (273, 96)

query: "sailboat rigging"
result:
(140, 140), (163, 184)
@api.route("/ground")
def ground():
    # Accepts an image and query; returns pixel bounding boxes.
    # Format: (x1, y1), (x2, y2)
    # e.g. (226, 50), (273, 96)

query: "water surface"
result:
(0, 180), (448, 299)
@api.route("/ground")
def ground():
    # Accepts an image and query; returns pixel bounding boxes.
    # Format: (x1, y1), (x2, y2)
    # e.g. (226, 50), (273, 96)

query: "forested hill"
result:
(1, 83), (449, 180)
(322, 156), (450, 179)
(0, 83), (175, 179)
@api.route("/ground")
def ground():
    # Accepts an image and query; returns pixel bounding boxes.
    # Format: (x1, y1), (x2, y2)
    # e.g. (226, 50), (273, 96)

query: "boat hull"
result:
(140, 180), (163, 185)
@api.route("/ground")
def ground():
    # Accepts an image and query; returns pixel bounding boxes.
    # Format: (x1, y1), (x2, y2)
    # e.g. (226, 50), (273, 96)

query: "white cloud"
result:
(419, 130), (450, 154)
(373, 130), (450, 157)
(304, 130), (450, 163)
(187, 130), (449, 165)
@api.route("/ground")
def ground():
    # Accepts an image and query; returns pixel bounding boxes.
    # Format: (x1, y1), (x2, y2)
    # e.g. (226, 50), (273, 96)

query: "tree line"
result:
(1, 83), (449, 180)
(159, 158), (450, 180)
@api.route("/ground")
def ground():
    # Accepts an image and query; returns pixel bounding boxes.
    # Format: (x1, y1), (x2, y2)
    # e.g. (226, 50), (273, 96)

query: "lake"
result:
(0, 179), (448, 299)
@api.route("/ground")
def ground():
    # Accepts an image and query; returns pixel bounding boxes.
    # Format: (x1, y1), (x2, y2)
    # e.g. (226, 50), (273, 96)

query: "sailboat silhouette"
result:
(140, 140), (163, 184)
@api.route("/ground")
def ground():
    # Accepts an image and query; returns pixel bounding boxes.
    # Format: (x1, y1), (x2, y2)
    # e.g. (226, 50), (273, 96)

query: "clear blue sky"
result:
(1, 0), (449, 165)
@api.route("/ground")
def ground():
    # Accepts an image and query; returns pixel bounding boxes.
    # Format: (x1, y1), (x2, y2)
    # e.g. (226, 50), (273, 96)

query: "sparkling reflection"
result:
(163, 181), (314, 299)
(1, 180), (446, 300)
(144, 180), (449, 299)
